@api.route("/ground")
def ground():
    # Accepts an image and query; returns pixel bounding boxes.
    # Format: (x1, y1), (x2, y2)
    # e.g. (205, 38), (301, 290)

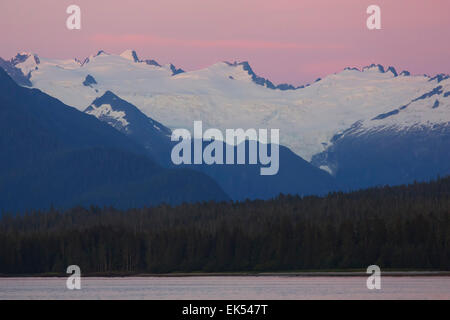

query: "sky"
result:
(1, 0), (449, 85)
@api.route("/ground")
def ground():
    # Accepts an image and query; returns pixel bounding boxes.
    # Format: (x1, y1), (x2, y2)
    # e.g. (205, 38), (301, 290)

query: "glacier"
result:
(4, 50), (450, 171)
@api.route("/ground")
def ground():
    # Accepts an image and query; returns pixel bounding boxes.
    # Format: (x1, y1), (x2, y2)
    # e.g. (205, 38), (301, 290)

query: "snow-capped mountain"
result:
(0, 53), (36, 86)
(11, 52), (40, 76)
(85, 90), (172, 165)
(2, 50), (450, 179)
(0, 68), (229, 213)
(82, 91), (336, 199)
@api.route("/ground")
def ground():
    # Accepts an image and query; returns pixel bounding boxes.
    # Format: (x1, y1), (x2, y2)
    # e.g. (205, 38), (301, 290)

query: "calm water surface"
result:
(1, 276), (449, 300)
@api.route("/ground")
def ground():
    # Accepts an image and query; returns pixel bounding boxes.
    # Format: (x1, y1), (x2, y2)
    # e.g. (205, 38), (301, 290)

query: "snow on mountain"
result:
(5, 50), (450, 166)
(119, 49), (140, 63)
(86, 102), (130, 130)
(84, 90), (173, 165)
(11, 52), (40, 76)
(341, 81), (450, 138)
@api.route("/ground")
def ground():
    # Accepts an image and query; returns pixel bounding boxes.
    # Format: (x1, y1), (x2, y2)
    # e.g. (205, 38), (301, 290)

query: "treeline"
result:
(0, 177), (450, 274)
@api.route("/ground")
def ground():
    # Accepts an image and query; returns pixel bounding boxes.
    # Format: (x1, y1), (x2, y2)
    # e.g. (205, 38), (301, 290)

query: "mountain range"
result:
(1, 50), (449, 211)
(0, 67), (228, 213)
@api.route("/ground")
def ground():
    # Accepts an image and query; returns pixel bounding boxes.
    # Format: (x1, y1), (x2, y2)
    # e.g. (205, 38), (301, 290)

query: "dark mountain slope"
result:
(185, 140), (337, 200)
(84, 91), (173, 166)
(83, 92), (337, 200)
(0, 68), (228, 213)
(312, 123), (450, 191)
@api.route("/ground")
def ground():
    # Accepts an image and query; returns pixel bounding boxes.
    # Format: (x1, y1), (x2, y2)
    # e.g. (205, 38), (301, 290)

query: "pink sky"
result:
(1, 0), (449, 85)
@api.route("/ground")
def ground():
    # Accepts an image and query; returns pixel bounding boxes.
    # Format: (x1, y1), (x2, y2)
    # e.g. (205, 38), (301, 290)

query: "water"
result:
(0, 276), (449, 300)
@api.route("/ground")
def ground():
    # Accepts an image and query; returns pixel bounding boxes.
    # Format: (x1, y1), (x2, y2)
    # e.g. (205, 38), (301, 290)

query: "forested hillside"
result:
(1, 177), (449, 274)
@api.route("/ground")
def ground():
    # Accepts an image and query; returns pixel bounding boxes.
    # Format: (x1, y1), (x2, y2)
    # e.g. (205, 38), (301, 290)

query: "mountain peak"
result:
(8, 52), (40, 78)
(359, 64), (400, 77)
(85, 91), (129, 129)
(91, 90), (119, 106)
(101, 90), (118, 99)
(169, 63), (185, 75)
(386, 66), (398, 77)
(362, 64), (385, 73)
(85, 90), (172, 142)
(80, 50), (109, 66)
(225, 61), (252, 71)
(95, 50), (108, 57)
(343, 67), (360, 72)
(225, 61), (299, 90)
(120, 49), (140, 63)
(144, 59), (161, 67)
(10, 52), (40, 66)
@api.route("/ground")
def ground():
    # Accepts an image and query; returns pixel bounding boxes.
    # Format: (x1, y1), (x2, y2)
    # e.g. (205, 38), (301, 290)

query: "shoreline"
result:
(1, 270), (450, 278)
